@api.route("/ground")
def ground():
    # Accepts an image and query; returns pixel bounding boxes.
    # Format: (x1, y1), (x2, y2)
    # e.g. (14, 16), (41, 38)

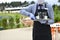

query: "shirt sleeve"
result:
(20, 4), (34, 17)
(47, 4), (54, 24)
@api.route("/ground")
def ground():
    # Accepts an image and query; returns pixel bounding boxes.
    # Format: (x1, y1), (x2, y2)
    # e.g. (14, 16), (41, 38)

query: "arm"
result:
(20, 4), (35, 20)
(20, 4), (33, 17)
(48, 4), (54, 24)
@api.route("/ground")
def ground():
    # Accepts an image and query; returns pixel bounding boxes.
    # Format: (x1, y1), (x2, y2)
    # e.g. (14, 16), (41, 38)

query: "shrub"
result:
(9, 17), (15, 29)
(1, 18), (7, 29)
(54, 11), (60, 22)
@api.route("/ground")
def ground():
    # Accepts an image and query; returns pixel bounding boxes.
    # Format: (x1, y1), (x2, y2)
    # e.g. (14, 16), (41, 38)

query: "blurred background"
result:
(0, 0), (60, 40)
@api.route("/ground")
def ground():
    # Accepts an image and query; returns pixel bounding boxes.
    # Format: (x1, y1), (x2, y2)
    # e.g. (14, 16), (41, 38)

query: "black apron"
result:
(33, 21), (52, 40)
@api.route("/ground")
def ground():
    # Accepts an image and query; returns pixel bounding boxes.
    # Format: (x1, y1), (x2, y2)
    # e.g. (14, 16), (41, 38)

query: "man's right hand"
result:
(29, 14), (36, 20)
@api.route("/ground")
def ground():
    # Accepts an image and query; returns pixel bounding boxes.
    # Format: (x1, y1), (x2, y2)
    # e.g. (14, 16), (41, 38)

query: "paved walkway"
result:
(0, 27), (60, 40)
(0, 27), (33, 40)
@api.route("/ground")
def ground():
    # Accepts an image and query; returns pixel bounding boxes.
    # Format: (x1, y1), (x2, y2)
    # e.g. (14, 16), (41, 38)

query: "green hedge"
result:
(1, 18), (7, 29)
(0, 13), (27, 30)
(54, 10), (60, 22)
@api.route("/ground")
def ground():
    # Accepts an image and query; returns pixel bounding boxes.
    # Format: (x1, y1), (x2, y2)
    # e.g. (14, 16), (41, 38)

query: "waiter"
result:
(20, 0), (54, 40)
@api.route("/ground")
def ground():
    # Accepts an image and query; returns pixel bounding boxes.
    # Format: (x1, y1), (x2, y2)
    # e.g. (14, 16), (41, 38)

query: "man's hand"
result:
(29, 14), (36, 20)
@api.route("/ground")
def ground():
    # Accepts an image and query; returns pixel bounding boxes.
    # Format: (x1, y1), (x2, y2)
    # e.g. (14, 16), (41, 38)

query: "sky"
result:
(0, 0), (59, 5)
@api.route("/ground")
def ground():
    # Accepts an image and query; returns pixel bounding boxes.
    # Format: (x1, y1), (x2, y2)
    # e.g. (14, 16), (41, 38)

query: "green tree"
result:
(20, 1), (22, 6)
(53, 4), (60, 22)
(30, 1), (35, 4)
(4, 2), (10, 7)
(10, 2), (21, 7)
(0, 3), (5, 11)
(22, 1), (29, 7)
